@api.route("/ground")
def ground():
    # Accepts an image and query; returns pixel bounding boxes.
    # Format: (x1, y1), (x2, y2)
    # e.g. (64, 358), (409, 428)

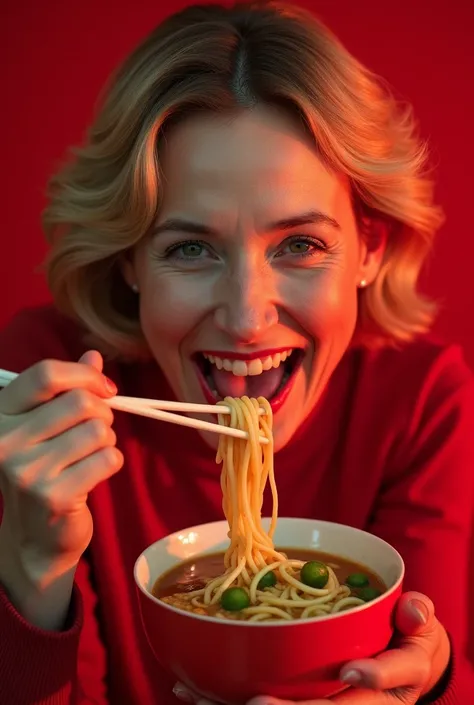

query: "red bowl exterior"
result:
(137, 581), (403, 704)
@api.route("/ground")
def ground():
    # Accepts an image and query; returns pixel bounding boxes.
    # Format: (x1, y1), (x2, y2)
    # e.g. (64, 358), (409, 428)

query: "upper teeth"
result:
(202, 350), (293, 377)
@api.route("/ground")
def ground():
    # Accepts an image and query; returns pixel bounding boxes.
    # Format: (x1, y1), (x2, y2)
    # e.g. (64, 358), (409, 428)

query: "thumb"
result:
(395, 591), (436, 638)
(78, 350), (104, 373)
(337, 592), (440, 692)
(392, 591), (449, 696)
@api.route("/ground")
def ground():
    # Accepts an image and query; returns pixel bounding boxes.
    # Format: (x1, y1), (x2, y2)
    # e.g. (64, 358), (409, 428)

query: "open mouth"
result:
(193, 348), (305, 413)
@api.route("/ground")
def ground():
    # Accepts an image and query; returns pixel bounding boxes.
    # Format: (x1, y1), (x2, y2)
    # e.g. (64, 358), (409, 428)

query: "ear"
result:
(356, 218), (387, 287)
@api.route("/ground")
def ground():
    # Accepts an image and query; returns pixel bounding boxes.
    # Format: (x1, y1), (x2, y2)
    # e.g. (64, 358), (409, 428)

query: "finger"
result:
(260, 687), (419, 705)
(0, 356), (117, 414)
(44, 419), (117, 473)
(394, 592), (450, 697)
(339, 597), (435, 693)
(44, 446), (124, 511)
(22, 388), (114, 445)
(313, 687), (406, 704)
(394, 592), (436, 637)
(78, 350), (104, 372)
(339, 642), (431, 692)
(339, 592), (437, 692)
(3, 420), (117, 493)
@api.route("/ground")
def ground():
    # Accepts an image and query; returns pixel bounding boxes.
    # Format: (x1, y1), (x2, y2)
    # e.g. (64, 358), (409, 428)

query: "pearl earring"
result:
(359, 279), (367, 288)
(131, 283), (139, 293)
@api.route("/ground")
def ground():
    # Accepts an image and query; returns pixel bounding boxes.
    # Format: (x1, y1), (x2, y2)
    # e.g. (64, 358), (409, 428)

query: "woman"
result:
(0, 2), (472, 703)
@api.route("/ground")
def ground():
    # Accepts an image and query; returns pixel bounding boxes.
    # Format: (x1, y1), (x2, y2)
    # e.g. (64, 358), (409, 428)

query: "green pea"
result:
(357, 586), (382, 602)
(221, 587), (250, 611)
(300, 561), (329, 589)
(345, 573), (369, 589)
(257, 571), (277, 590)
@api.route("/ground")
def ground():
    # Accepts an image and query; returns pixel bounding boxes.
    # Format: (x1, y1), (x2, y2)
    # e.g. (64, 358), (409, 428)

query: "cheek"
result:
(138, 275), (208, 349)
(284, 269), (358, 339)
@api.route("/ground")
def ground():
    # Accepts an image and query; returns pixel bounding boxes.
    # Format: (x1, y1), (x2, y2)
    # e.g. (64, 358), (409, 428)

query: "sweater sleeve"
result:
(367, 346), (474, 703)
(0, 307), (109, 703)
(0, 556), (108, 704)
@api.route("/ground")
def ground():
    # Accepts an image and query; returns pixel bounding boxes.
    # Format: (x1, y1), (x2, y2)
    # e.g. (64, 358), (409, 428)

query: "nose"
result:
(214, 258), (278, 344)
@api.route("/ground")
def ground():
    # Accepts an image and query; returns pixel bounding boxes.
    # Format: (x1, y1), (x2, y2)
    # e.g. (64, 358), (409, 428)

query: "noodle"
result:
(161, 396), (366, 621)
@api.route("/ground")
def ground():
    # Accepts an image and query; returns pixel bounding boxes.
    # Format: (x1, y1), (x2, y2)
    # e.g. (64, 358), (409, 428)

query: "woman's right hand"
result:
(0, 350), (124, 625)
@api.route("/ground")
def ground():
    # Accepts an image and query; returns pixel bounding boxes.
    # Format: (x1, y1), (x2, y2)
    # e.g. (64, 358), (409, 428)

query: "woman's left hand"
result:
(173, 591), (451, 705)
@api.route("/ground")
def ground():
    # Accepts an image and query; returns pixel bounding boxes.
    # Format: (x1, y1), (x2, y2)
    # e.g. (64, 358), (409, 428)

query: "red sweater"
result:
(0, 305), (473, 705)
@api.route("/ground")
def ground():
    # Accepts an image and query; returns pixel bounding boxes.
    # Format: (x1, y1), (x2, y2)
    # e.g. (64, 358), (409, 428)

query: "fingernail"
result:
(341, 669), (363, 685)
(172, 684), (195, 703)
(409, 598), (429, 625)
(103, 376), (117, 395)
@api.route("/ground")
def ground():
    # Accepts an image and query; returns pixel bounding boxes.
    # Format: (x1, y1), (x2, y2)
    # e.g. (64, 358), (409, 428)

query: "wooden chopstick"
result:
(110, 398), (268, 442)
(0, 369), (269, 444)
(117, 396), (265, 415)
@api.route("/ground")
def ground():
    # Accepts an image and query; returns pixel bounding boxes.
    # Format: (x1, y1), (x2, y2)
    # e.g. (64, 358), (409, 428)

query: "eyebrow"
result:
(153, 210), (341, 237)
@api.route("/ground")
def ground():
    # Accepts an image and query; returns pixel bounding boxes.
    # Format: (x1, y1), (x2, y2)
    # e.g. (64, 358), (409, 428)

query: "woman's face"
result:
(125, 106), (382, 451)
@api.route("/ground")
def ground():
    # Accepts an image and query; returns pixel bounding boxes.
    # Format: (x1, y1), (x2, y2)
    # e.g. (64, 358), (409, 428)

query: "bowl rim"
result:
(134, 517), (405, 628)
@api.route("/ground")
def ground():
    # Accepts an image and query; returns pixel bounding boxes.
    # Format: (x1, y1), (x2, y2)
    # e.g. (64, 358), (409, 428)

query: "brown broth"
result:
(152, 547), (386, 612)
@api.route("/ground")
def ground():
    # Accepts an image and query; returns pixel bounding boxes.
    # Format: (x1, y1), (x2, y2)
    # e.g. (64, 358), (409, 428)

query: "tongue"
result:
(211, 365), (285, 400)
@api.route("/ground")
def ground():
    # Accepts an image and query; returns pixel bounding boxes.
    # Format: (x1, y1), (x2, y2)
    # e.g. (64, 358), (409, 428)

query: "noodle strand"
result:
(161, 396), (372, 621)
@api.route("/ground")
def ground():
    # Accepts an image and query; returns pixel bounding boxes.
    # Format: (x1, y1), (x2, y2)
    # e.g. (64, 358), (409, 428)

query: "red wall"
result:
(2, 0), (474, 367)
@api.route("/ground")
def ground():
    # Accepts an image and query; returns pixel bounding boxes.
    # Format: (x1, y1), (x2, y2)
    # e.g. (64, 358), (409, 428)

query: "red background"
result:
(2, 0), (474, 367)
(1, 0), (474, 666)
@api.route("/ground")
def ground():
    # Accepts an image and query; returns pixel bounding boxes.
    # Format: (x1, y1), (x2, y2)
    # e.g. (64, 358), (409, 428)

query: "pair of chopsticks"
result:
(0, 368), (268, 444)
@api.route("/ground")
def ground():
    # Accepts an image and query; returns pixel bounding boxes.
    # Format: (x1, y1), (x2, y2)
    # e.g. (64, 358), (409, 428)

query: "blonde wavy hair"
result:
(43, 1), (445, 359)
